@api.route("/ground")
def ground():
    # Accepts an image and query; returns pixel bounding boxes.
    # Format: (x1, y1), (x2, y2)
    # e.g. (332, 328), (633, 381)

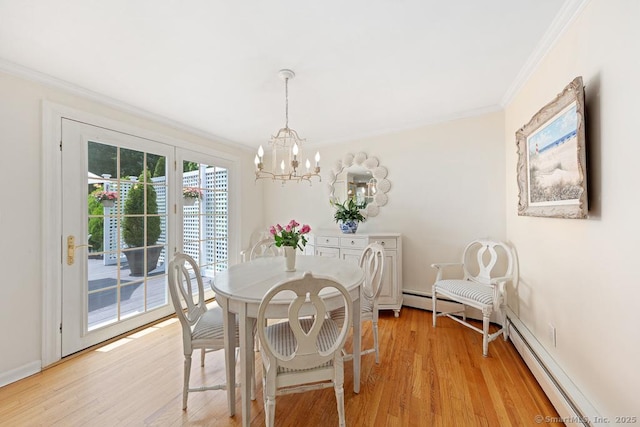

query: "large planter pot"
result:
(124, 246), (162, 276)
(339, 220), (359, 234)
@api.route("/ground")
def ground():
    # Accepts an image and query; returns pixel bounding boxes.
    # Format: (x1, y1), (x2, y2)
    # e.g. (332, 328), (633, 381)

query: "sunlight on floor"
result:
(95, 338), (132, 352)
(95, 317), (179, 352)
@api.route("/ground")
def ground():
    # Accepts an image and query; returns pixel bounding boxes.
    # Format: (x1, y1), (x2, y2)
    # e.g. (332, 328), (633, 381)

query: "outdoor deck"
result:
(87, 257), (169, 330)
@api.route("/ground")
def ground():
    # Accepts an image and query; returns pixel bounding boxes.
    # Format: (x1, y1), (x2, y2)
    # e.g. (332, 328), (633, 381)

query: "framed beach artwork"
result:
(516, 76), (588, 218)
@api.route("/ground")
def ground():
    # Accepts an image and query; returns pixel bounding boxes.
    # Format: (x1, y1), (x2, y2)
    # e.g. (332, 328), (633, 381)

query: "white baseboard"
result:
(0, 360), (41, 388)
(403, 290), (465, 313)
(403, 291), (433, 310)
(402, 292), (600, 425)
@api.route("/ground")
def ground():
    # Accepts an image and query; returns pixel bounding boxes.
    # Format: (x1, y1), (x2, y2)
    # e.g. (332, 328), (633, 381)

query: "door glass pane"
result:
(87, 142), (169, 331)
(182, 161), (228, 279)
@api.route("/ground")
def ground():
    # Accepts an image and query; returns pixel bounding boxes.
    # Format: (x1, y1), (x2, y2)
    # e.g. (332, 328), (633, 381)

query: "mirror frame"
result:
(327, 152), (390, 218)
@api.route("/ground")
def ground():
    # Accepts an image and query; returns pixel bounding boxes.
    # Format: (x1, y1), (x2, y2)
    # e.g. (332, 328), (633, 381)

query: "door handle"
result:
(67, 235), (92, 265)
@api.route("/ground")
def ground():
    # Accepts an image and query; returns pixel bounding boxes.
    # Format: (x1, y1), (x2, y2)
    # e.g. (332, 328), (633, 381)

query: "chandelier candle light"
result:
(254, 69), (321, 184)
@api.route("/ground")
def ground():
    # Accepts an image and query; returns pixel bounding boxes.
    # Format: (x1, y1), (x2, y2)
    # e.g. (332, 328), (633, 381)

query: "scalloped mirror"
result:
(327, 152), (390, 218)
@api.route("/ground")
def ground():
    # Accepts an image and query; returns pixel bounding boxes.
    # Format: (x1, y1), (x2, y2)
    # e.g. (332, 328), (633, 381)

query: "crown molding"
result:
(500, 0), (591, 108)
(0, 58), (255, 152)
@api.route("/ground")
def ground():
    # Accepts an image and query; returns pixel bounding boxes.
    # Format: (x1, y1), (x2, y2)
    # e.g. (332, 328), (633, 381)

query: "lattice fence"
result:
(101, 167), (228, 272)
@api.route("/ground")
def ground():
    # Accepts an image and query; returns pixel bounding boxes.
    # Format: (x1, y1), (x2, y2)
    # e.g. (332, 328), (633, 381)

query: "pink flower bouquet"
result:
(270, 220), (311, 251)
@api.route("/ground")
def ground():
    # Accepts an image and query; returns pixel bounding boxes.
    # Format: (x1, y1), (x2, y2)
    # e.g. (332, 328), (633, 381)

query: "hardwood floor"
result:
(0, 307), (559, 426)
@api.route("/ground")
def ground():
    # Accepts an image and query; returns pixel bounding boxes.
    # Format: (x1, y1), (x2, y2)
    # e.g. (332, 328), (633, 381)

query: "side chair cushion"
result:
(265, 318), (339, 374)
(434, 279), (493, 306)
(192, 306), (239, 341)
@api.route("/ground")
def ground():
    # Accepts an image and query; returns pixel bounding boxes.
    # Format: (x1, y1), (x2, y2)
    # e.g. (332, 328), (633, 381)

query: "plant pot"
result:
(339, 220), (358, 234)
(101, 199), (115, 208)
(124, 246), (163, 276)
(284, 246), (297, 272)
(183, 197), (197, 206)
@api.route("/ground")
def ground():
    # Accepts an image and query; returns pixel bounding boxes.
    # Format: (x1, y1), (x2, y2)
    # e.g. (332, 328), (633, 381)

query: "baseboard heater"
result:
(506, 310), (599, 426)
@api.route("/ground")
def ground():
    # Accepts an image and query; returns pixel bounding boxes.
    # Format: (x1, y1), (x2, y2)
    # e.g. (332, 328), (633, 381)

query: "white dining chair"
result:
(169, 253), (253, 409)
(249, 237), (282, 260)
(329, 242), (385, 363)
(257, 272), (352, 427)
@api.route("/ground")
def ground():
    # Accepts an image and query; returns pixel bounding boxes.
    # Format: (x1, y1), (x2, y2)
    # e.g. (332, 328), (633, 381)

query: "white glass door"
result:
(176, 149), (232, 297)
(61, 119), (174, 356)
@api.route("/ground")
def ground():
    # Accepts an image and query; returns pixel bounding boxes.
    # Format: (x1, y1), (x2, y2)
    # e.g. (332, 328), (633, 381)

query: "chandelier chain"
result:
(284, 76), (289, 129)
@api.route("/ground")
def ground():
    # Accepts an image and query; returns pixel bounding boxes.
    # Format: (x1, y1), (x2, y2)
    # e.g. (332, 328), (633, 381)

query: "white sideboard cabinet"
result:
(307, 231), (403, 316)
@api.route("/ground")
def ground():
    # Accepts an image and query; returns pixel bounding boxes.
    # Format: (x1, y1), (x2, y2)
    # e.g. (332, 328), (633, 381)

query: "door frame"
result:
(42, 101), (242, 367)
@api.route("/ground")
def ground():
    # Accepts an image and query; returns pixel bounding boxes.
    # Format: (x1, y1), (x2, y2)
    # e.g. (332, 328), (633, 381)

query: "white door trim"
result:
(41, 101), (242, 367)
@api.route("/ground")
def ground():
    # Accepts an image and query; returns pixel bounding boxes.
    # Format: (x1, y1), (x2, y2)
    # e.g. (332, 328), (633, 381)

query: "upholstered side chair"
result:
(431, 239), (517, 357)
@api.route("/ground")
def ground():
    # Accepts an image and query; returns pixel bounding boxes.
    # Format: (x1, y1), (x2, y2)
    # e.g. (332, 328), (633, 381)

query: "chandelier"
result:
(254, 69), (320, 184)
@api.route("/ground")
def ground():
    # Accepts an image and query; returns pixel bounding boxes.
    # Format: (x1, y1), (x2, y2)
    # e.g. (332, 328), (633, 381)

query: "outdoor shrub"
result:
(122, 171), (161, 247)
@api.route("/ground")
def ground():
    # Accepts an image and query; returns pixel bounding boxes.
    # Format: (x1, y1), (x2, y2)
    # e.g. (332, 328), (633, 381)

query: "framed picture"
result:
(516, 76), (588, 218)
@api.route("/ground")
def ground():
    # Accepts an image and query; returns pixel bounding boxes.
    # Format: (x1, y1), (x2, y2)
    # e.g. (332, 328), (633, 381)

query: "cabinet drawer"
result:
(316, 236), (340, 246)
(340, 237), (367, 249)
(373, 238), (397, 249)
(315, 246), (340, 258)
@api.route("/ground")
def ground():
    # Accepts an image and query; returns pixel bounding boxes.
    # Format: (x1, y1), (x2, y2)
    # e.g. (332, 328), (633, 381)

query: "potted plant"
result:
(331, 198), (367, 234)
(122, 171), (162, 276)
(94, 190), (118, 207)
(183, 187), (202, 206)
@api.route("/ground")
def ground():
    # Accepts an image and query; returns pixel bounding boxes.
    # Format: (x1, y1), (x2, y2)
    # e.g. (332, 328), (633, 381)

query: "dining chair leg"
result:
(250, 348), (256, 401)
(264, 368), (277, 427)
(334, 357), (346, 427)
(373, 320), (380, 364)
(182, 354), (192, 410)
(432, 290), (438, 327)
(500, 306), (509, 341)
(200, 348), (205, 367)
(482, 314), (490, 357)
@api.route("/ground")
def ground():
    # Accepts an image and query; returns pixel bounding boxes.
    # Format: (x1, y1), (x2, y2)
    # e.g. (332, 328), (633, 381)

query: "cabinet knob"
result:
(325, 239), (329, 243)
(381, 241), (385, 246)
(350, 240), (355, 245)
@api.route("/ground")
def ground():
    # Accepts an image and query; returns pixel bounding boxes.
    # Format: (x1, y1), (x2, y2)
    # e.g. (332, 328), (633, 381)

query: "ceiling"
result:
(0, 1), (581, 149)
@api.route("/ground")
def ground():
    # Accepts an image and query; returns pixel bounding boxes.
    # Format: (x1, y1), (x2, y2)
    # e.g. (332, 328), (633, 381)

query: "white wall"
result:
(0, 70), (263, 381)
(505, 0), (640, 417)
(261, 111), (507, 295)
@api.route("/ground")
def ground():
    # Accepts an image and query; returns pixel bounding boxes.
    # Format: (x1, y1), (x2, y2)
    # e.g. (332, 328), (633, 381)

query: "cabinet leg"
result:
(394, 309), (400, 318)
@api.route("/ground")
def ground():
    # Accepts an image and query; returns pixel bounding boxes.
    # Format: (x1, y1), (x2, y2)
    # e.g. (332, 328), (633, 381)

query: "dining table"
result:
(212, 255), (364, 427)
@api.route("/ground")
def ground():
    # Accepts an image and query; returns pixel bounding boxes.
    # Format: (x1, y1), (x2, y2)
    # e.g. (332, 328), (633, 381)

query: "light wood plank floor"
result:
(0, 307), (560, 426)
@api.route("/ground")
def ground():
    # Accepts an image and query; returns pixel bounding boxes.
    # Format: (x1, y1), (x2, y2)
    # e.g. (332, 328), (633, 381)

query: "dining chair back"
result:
(249, 237), (282, 260)
(257, 272), (352, 427)
(329, 242), (385, 363)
